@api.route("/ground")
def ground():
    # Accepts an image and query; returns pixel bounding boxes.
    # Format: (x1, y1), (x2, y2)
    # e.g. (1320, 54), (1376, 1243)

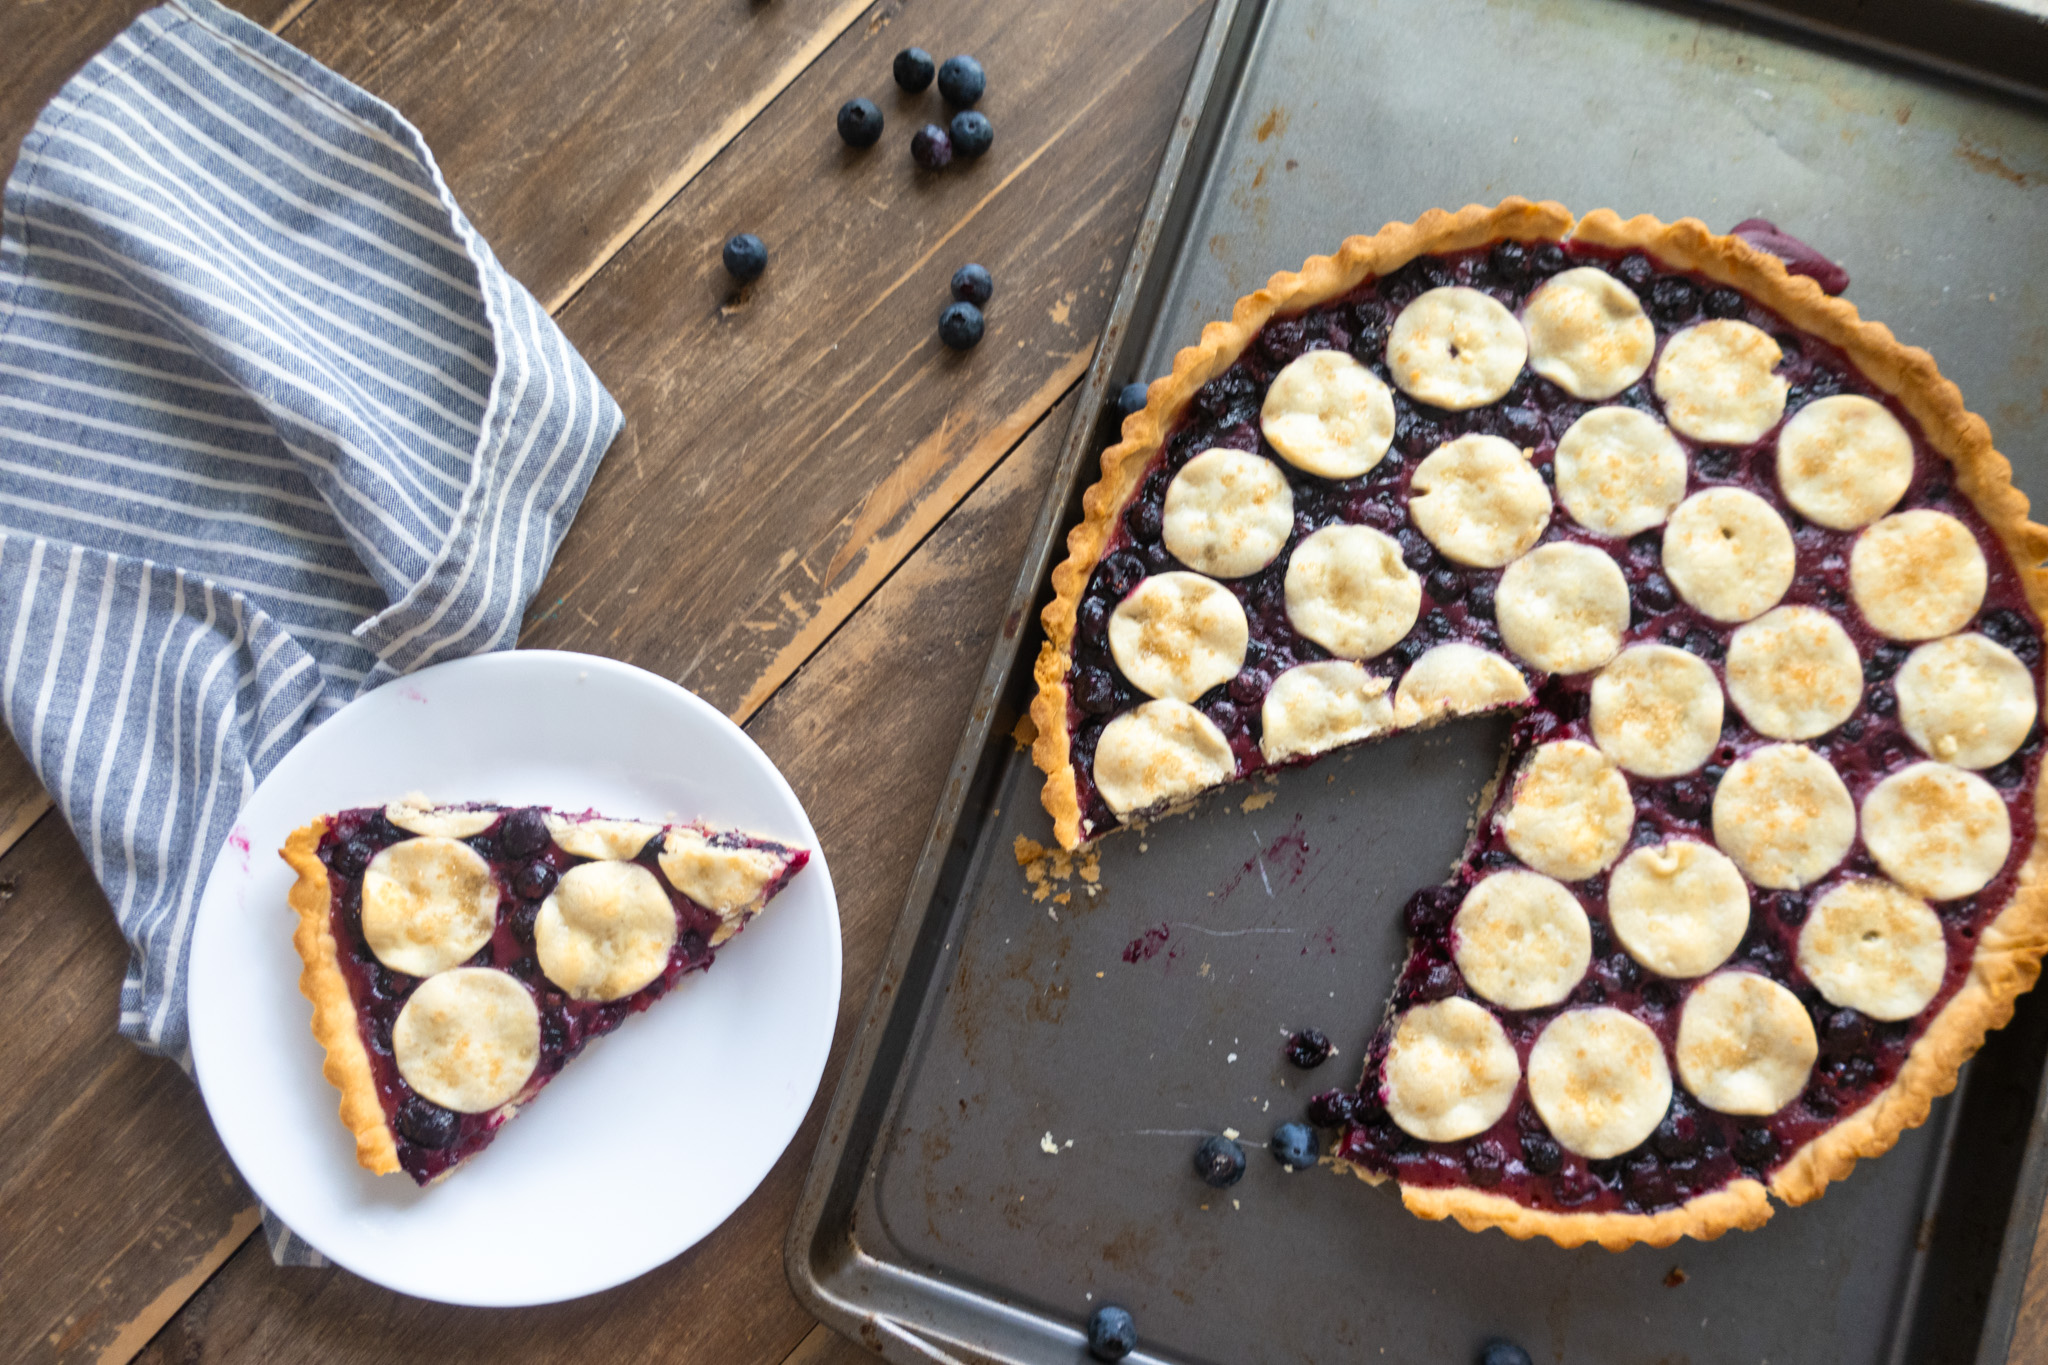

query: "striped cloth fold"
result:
(0, 0), (623, 1263)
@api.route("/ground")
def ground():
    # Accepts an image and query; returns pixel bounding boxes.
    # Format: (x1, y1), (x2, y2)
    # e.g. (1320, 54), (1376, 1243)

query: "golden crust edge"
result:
(1030, 197), (1576, 849)
(1397, 1178), (1774, 1251)
(284, 818), (400, 1177)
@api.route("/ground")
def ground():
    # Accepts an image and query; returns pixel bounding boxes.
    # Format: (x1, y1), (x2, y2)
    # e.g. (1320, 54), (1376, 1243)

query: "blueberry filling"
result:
(316, 806), (807, 1185)
(1067, 238), (2045, 1218)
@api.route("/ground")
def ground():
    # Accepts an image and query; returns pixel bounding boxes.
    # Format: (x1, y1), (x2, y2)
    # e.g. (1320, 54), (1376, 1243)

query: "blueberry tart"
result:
(285, 798), (808, 1184)
(1029, 200), (2048, 1247)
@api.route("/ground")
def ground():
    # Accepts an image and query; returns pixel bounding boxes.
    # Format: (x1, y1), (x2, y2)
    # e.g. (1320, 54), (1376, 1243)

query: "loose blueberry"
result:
(722, 233), (768, 282)
(1087, 1304), (1137, 1362)
(911, 123), (953, 171)
(893, 47), (935, 92)
(950, 262), (994, 307)
(1116, 381), (1150, 419)
(937, 54), (985, 107)
(499, 806), (550, 859)
(938, 300), (984, 350)
(949, 109), (993, 158)
(1480, 1339), (1533, 1365)
(836, 97), (883, 148)
(513, 861), (558, 901)
(396, 1096), (461, 1149)
(1193, 1133), (1247, 1187)
(1704, 286), (1746, 319)
(1271, 1120), (1319, 1170)
(1285, 1028), (1334, 1068)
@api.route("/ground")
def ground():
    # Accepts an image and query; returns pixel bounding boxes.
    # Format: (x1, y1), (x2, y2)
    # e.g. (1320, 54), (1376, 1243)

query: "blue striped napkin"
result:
(0, 0), (623, 1262)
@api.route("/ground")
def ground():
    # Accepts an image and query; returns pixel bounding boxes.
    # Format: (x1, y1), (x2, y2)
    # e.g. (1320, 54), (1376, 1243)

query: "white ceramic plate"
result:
(188, 650), (839, 1306)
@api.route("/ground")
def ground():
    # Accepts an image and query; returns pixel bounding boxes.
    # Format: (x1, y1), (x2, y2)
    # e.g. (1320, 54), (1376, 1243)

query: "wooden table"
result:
(2, 4), (2045, 1363)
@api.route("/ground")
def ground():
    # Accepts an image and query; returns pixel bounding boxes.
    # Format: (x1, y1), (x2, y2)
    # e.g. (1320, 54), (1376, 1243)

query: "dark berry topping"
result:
(1480, 1340), (1534, 1365)
(1395, 526), (1435, 572)
(1466, 579), (1497, 621)
(1614, 252), (1655, 296)
(949, 109), (993, 158)
(1489, 240), (1529, 282)
(329, 837), (374, 879)
(1271, 1120), (1319, 1170)
(938, 300), (983, 350)
(1466, 1138), (1507, 1187)
(1425, 566), (1467, 604)
(1115, 381), (1150, 420)
(1635, 573), (1676, 614)
(1648, 276), (1699, 325)
(1734, 1125), (1778, 1169)
(1682, 629), (1725, 663)
(721, 233), (767, 283)
(1193, 1133), (1247, 1187)
(499, 807), (549, 859)
(1284, 1028), (1334, 1068)
(1820, 1007), (1873, 1056)
(910, 123), (953, 171)
(950, 262), (994, 306)
(1123, 496), (1161, 544)
(1521, 1134), (1563, 1175)
(1863, 642), (1911, 682)
(1307, 1088), (1368, 1128)
(936, 54), (985, 107)
(1866, 686), (1896, 717)
(836, 97), (883, 148)
(1073, 667), (1118, 715)
(1100, 551), (1146, 599)
(396, 1096), (461, 1149)
(1652, 1101), (1703, 1162)
(1087, 1304), (1137, 1362)
(1226, 669), (1267, 706)
(1980, 608), (2042, 664)
(892, 47), (935, 92)
(1531, 242), (1568, 276)
(1704, 286), (1746, 319)
(513, 861), (558, 902)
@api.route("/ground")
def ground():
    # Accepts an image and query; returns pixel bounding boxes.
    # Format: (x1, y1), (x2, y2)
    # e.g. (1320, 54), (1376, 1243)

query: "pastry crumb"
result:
(1241, 790), (1277, 812)
(1664, 1266), (1688, 1288)
(1011, 713), (1038, 750)
(1014, 835), (1046, 866)
(1040, 1132), (1060, 1155)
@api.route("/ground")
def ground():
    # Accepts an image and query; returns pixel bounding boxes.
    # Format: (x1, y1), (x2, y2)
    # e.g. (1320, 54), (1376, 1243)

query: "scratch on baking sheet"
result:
(1170, 923), (1297, 938)
(1250, 830), (1274, 897)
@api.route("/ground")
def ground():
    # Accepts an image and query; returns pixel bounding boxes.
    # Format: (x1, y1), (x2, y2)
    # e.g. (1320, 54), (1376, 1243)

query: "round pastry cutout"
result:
(1495, 541), (1629, 675)
(536, 860), (679, 1002)
(1589, 644), (1723, 777)
(1520, 267), (1656, 400)
(1798, 879), (1947, 1021)
(1260, 350), (1397, 478)
(1161, 449), (1294, 578)
(393, 968), (540, 1113)
(1408, 434), (1552, 568)
(1451, 869), (1592, 1009)
(1711, 743), (1855, 890)
(1382, 997), (1522, 1143)
(1386, 286), (1528, 410)
(657, 828), (784, 944)
(1675, 971), (1817, 1117)
(1724, 606), (1863, 741)
(1391, 643), (1530, 729)
(1775, 395), (1913, 531)
(1284, 524), (1422, 659)
(1553, 406), (1688, 538)
(1527, 1007), (1672, 1159)
(1259, 660), (1394, 764)
(1661, 487), (1795, 624)
(1093, 700), (1235, 816)
(1896, 633), (2039, 769)
(1607, 839), (1749, 979)
(361, 836), (500, 978)
(546, 816), (662, 862)
(1861, 761), (2011, 901)
(1850, 510), (1987, 642)
(1501, 739), (1633, 882)
(1653, 319), (1788, 445)
(1108, 571), (1249, 701)
(385, 798), (499, 840)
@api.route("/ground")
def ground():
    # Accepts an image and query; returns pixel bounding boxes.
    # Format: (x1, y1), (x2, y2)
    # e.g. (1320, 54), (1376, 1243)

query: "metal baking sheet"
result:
(788, 1), (2048, 1361)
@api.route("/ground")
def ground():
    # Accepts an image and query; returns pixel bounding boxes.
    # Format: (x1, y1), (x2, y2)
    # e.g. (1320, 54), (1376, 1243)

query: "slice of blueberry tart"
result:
(1030, 200), (2048, 1248)
(284, 797), (809, 1184)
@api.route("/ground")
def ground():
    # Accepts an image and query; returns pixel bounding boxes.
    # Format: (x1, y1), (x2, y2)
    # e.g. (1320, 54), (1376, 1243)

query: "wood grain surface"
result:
(0, 731), (53, 864)
(132, 391), (1071, 1365)
(0, 816), (260, 1365)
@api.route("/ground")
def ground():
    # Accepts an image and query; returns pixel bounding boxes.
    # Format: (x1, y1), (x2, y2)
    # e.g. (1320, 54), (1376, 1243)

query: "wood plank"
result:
(137, 388), (1073, 1364)
(0, 0), (300, 184)
(2010, 1203), (2048, 1363)
(523, 0), (1210, 723)
(276, 0), (876, 312)
(0, 729), (53, 863)
(781, 1320), (878, 1365)
(0, 814), (259, 1365)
